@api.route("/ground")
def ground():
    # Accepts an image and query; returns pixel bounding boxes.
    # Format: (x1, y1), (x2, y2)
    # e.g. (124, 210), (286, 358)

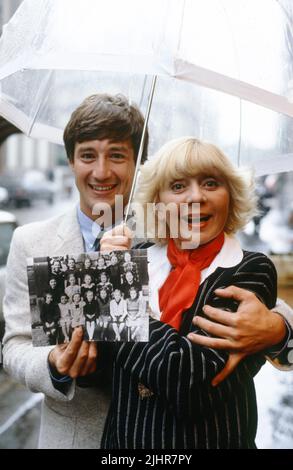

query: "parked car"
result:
(0, 210), (17, 321)
(0, 171), (57, 207)
(0, 187), (9, 207)
(0, 175), (31, 208)
(22, 170), (57, 205)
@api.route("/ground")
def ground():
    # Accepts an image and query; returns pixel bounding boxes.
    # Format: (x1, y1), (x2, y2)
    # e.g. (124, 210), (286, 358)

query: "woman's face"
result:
(158, 173), (229, 247)
(68, 259), (75, 269)
(125, 271), (133, 283)
(69, 275), (75, 285)
(97, 258), (105, 268)
(129, 288), (137, 299)
(84, 274), (92, 284)
(84, 259), (91, 269)
(86, 290), (94, 302)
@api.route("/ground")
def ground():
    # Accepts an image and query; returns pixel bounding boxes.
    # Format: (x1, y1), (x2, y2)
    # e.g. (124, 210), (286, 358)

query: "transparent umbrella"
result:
(0, 0), (293, 176)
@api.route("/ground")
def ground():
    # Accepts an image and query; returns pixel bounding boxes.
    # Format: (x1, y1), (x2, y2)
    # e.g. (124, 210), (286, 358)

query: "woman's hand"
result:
(100, 224), (134, 252)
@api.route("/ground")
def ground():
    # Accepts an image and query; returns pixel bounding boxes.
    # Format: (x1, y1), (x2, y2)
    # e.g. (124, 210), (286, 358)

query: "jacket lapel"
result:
(53, 206), (84, 256)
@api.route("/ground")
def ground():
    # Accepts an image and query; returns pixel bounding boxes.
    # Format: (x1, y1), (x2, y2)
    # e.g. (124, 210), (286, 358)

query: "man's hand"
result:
(100, 224), (133, 252)
(187, 286), (286, 386)
(48, 327), (98, 379)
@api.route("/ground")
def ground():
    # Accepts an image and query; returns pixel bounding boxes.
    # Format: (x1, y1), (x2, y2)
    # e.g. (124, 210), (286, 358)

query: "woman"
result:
(96, 288), (112, 340)
(124, 286), (146, 341)
(83, 290), (100, 341)
(100, 137), (277, 449)
(80, 273), (95, 300)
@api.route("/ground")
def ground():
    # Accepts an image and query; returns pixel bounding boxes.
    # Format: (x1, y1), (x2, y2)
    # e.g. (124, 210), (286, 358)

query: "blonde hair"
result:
(135, 137), (257, 242)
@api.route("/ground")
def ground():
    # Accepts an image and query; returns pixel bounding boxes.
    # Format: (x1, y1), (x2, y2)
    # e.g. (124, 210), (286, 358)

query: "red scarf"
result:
(159, 232), (225, 330)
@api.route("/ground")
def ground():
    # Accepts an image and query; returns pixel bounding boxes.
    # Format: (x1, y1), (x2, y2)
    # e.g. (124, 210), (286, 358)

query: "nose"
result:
(186, 181), (206, 203)
(92, 157), (112, 180)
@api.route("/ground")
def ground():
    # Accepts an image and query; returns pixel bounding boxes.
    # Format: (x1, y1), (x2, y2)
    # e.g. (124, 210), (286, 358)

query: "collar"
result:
(147, 234), (243, 319)
(77, 206), (102, 252)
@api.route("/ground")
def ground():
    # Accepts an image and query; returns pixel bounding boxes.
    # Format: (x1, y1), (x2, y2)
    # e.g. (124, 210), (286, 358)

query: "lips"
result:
(182, 214), (212, 224)
(88, 183), (117, 192)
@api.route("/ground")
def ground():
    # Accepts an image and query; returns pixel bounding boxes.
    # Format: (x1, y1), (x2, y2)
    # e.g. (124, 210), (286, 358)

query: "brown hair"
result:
(63, 93), (148, 163)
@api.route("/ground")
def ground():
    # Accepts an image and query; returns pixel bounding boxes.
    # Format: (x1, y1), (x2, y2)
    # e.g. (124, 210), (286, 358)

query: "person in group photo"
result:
(41, 293), (60, 346)
(65, 273), (80, 302)
(96, 271), (113, 296)
(83, 290), (100, 341)
(50, 259), (65, 284)
(79, 256), (96, 281)
(96, 288), (112, 341)
(107, 253), (122, 289)
(48, 277), (63, 304)
(122, 251), (138, 279)
(70, 292), (85, 328)
(80, 273), (96, 299)
(124, 286), (147, 341)
(95, 256), (108, 279)
(121, 270), (140, 298)
(109, 288), (127, 341)
(58, 293), (72, 343)
(100, 137), (292, 449)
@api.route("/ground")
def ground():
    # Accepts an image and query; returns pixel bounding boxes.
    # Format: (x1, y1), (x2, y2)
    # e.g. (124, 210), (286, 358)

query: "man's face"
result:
(71, 138), (135, 220)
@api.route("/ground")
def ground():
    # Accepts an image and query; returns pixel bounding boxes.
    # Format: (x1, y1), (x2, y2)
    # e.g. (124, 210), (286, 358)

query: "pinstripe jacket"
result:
(101, 244), (289, 449)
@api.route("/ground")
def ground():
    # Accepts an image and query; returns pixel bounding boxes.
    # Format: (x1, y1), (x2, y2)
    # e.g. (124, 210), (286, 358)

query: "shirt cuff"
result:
(265, 317), (293, 364)
(48, 359), (73, 394)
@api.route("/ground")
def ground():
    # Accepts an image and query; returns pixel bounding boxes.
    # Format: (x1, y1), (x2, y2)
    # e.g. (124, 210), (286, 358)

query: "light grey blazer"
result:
(2, 207), (110, 449)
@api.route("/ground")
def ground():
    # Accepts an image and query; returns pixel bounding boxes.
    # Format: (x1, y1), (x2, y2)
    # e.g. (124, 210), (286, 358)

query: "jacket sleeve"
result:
(2, 227), (75, 401)
(116, 253), (277, 419)
(264, 298), (293, 370)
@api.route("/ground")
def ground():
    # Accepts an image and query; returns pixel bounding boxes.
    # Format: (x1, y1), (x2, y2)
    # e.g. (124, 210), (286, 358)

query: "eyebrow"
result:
(77, 144), (130, 152)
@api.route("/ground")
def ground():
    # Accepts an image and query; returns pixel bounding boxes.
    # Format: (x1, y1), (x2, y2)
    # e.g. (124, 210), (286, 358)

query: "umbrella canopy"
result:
(0, 0), (293, 174)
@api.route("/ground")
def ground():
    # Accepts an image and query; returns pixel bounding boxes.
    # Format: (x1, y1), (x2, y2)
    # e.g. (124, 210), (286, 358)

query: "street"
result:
(0, 197), (293, 448)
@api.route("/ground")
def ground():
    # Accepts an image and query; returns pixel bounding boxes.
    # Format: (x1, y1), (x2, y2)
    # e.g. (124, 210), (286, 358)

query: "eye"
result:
(202, 178), (220, 189)
(170, 181), (186, 192)
(110, 153), (126, 161)
(81, 153), (95, 161)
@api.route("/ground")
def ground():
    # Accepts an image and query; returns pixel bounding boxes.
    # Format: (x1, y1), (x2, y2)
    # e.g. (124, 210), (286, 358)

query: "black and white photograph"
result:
(27, 249), (150, 346)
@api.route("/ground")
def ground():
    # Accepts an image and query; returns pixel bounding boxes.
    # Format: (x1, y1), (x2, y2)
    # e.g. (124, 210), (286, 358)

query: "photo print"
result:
(27, 249), (149, 346)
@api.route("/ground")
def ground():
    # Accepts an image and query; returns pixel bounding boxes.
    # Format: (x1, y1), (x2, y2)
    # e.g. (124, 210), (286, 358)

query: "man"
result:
(3, 93), (147, 449)
(3, 93), (293, 449)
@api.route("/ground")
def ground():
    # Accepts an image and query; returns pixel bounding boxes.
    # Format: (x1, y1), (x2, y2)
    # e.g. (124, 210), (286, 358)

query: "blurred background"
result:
(0, 0), (292, 449)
